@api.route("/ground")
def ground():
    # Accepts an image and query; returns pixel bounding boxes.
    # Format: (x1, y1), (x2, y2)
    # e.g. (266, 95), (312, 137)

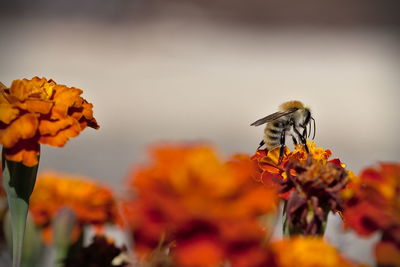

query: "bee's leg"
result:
(291, 135), (298, 145)
(301, 124), (307, 139)
(311, 117), (316, 140)
(278, 130), (286, 164)
(257, 139), (265, 149)
(293, 125), (309, 153)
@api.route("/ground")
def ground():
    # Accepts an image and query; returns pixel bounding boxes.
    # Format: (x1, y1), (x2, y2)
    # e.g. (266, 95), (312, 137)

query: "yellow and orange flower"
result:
(343, 163), (400, 267)
(29, 171), (118, 243)
(270, 237), (361, 267)
(252, 141), (352, 235)
(0, 77), (99, 166)
(251, 141), (333, 188)
(123, 144), (278, 267)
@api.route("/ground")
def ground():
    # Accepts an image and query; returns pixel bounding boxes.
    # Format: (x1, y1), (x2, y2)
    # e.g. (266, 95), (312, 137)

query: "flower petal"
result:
(5, 149), (40, 167)
(15, 99), (53, 114)
(51, 86), (82, 119)
(0, 113), (38, 147)
(0, 103), (19, 124)
(38, 117), (75, 136)
(39, 119), (81, 147)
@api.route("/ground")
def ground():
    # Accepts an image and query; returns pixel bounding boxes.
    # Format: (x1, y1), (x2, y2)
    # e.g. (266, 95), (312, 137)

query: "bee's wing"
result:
(250, 109), (297, 126)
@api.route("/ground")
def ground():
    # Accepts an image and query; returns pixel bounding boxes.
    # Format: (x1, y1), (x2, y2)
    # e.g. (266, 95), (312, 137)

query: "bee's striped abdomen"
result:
(263, 120), (286, 149)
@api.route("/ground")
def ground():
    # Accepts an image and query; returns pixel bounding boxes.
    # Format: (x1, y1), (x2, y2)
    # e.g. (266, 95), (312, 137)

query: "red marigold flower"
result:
(29, 172), (118, 243)
(0, 77), (99, 166)
(343, 163), (400, 266)
(123, 145), (278, 267)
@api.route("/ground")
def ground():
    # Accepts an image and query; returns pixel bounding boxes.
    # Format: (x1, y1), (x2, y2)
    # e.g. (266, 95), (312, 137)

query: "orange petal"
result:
(39, 117), (74, 136)
(174, 238), (224, 267)
(51, 86), (82, 119)
(10, 77), (53, 101)
(0, 103), (19, 124)
(6, 149), (40, 167)
(0, 113), (38, 147)
(375, 241), (400, 267)
(81, 101), (94, 119)
(15, 99), (53, 114)
(39, 119), (81, 147)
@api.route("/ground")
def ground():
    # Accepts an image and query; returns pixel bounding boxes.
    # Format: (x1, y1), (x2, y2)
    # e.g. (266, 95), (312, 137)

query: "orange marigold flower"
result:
(123, 144), (278, 267)
(343, 163), (400, 266)
(270, 237), (361, 267)
(0, 77), (99, 166)
(252, 141), (351, 235)
(29, 171), (118, 243)
(251, 141), (333, 190)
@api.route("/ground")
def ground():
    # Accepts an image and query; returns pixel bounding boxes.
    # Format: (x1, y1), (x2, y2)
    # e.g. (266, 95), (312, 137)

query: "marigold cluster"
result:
(252, 141), (352, 235)
(343, 163), (400, 266)
(269, 237), (360, 267)
(29, 172), (118, 243)
(0, 77), (99, 166)
(123, 145), (278, 267)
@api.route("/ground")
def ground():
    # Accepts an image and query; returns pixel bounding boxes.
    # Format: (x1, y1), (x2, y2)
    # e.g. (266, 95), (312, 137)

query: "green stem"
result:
(2, 149), (39, 267)
(4, 212), (44, 267)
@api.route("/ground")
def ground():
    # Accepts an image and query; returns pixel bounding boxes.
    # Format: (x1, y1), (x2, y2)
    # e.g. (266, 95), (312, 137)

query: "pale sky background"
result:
(1, 1), (399, 264)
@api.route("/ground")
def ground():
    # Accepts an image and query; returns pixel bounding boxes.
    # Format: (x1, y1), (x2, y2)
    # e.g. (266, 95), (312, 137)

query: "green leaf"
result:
(2, 148), (40, 267)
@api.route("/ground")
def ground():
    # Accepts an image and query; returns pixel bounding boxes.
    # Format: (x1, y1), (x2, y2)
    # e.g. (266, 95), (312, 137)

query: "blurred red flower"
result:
(343, 163), (400, 266)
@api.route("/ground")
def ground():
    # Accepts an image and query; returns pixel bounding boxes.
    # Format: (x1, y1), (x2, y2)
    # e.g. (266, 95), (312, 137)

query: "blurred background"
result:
(1, 0), (399, 264)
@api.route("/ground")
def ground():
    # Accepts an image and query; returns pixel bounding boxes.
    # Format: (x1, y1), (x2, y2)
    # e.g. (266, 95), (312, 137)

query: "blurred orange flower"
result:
(29, 172), (118, 243)
(270, 237), (360, 267)
(343, 163), (400, 267)
(0, 77), (99, 166)
(123, 145), (278, 267)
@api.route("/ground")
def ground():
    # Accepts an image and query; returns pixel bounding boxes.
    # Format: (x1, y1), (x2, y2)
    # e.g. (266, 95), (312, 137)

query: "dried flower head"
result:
(29, 172), (118, 243)
(343, 163), (400, 266)
(123, 145), (278, 267)
(281, 157), (349, 235)
(0, 77), (99, 166)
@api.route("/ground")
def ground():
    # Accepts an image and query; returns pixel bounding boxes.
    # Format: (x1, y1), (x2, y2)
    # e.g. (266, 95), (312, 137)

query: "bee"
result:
(250, 100), (316, 162)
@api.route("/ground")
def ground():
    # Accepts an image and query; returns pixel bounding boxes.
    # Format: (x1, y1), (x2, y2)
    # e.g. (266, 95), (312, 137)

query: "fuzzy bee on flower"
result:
(251, 100), (316, 162)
